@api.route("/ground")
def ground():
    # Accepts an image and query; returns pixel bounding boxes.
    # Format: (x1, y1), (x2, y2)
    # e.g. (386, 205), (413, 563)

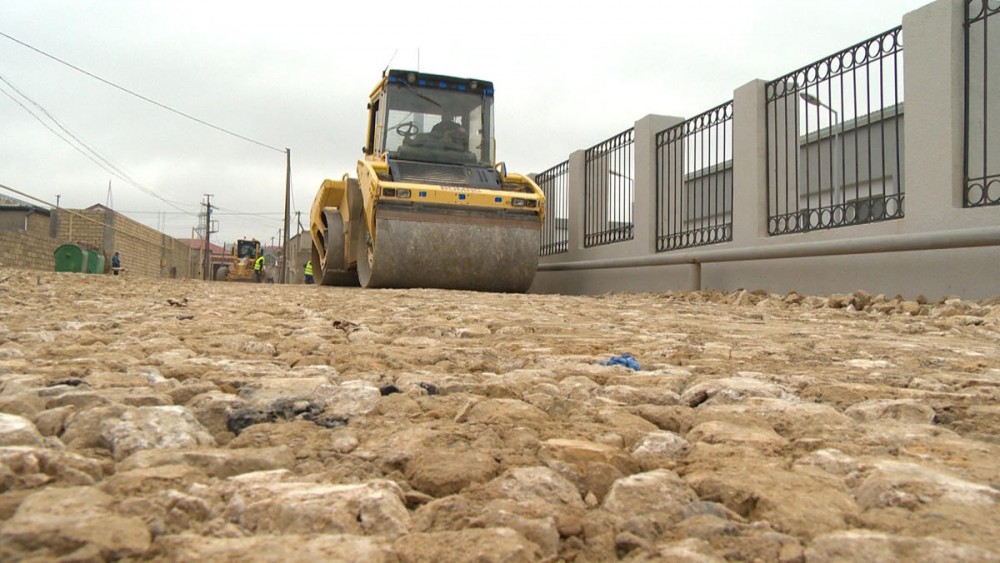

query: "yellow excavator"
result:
(309, 70), (545, 292)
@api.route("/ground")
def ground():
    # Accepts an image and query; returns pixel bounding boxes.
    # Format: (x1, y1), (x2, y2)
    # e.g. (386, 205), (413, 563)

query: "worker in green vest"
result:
(254, 255), (265, 283)
(304, 260), (314, 284)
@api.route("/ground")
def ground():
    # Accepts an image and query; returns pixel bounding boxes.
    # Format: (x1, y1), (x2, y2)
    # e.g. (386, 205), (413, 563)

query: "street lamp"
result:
(799, 92), (841, 208)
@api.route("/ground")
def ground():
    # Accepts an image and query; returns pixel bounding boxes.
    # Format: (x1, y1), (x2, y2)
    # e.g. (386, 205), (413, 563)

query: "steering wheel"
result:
(395, 122), (419, 140)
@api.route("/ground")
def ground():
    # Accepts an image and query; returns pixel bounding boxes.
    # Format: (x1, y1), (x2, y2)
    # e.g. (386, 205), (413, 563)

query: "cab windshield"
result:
(383, 82), (494, 166)
(236, 241), (258, 259)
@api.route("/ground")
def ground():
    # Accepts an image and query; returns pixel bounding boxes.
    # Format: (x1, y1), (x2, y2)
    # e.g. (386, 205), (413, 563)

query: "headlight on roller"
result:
(382, 188), (411, 198)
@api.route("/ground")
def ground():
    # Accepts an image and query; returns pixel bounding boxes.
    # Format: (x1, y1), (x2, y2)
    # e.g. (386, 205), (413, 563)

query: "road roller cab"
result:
(370, 70), (495, 167)
(310, 70), (545, 292)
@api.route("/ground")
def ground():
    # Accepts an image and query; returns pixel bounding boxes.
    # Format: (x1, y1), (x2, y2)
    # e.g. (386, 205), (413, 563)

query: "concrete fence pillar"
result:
(567, 150), (587, 254)
(634, 114), (685, 255)
(732, 80), (769, 246)
(902, 0), (965, 228)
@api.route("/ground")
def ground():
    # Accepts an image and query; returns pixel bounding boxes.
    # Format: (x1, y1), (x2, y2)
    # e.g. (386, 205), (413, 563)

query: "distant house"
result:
(0, 194), (53, 237)
(178, 238), (232, 274)
(285, 232), (312, 284)
(176, 238), (226, 256)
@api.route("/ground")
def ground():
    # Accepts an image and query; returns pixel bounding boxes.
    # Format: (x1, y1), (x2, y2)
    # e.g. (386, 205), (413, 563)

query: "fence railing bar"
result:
(537, 160), (569, 256)
(655, 100), (733, 251)
(961, 0), (998, 206)
(584, 128), (635, 247)
(894, 39), (902, 200)
(982, 2), (990, 191)
(766, 26), (904, 234)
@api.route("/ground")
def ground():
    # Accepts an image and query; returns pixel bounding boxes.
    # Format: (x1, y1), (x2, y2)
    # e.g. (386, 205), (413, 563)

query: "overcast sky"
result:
(1, 0), (933, 247)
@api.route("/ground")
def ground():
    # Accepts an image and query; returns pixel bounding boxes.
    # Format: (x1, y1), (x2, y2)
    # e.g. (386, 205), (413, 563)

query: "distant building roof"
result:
(0, 193), (49, 215)
(177, 238), (226, 254)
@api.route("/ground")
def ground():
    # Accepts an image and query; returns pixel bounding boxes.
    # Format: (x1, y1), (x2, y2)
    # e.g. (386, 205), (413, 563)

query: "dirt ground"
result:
(0, 269), (998, 561)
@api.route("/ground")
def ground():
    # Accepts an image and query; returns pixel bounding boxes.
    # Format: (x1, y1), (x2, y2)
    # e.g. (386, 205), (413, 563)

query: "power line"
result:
(116, 210), (285, 216)
(0, 30), (292, 243)
(0, 74), (196, 216)
(0, 29), (283, 153)
(213, 206), (285, 219)
(212, 204), (289, 222)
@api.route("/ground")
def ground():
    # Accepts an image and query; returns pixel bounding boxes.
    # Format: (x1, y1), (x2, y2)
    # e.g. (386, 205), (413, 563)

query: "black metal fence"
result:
(766, 26), (905, 235)
(965, 0), (999, 207)
(536, 160), (569, 256)
(584, 128), (634, 247)
(655, 101), (734, 252)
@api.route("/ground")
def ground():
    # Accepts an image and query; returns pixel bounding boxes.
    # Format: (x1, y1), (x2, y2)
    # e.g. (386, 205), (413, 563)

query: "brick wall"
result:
(26, 213), (50, 237)
(0, 210), (51, 235)
(57, 210), (106, 251)
(0, 212), (26, 232)
(6, 206), (243, 281)
(0, 230), (66, 270)
(52, 208), (196, 278)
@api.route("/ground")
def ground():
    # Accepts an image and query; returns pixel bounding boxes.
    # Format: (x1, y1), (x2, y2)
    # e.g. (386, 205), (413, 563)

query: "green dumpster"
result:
(86, 249), (106, 274)
(53, 244), (89, 273)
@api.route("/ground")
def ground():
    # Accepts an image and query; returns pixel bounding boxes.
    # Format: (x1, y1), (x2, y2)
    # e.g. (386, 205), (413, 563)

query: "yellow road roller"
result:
(309, 69), (545, 292)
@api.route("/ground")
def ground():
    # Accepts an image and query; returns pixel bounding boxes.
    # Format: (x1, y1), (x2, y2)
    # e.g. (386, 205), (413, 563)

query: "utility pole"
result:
(282, 148), (291, 284)
(202, 194), (213, 281)
(295, 211), (303, 236)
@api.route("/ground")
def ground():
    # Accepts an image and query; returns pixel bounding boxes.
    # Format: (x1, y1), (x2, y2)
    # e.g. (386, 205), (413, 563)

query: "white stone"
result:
(100, 405), (216, 461)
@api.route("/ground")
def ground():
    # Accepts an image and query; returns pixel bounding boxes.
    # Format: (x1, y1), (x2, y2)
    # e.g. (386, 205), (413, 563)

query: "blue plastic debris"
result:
(599, 353), (640, 371)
